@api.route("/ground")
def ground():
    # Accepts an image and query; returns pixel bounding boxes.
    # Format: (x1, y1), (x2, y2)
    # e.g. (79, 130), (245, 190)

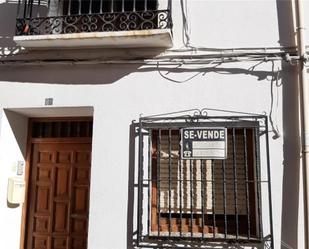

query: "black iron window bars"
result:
(15, 0), (172, 35)
(31, 120), (93, 138)
(136, 113), (273, 249)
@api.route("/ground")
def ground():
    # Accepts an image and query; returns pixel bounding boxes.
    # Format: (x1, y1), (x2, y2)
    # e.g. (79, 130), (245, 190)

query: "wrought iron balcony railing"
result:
(15, 0), (172, 36)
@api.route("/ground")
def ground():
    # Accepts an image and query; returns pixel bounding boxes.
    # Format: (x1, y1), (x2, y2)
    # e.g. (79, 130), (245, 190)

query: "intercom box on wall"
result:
(7, 177), (25, 204)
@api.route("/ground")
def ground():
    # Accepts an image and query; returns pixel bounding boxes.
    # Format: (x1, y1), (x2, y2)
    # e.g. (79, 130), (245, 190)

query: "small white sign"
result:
(181, 127), (227, 159)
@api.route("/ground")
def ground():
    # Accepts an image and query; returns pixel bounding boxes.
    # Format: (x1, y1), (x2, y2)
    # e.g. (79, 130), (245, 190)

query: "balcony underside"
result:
(14, 29), (173, 48)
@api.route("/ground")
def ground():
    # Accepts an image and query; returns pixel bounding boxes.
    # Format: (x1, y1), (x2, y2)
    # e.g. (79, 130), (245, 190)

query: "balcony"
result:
(14, 0), (173, 48)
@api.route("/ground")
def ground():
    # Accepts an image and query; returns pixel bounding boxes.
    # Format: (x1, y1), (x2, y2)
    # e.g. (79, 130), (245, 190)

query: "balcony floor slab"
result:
(13, 29), (173, 49)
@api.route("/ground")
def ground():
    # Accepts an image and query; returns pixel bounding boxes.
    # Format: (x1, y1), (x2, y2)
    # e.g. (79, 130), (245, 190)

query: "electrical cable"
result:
(180, 0), (192, 48)
(0, 52), (294, 66)
(269, 61), (281, 139)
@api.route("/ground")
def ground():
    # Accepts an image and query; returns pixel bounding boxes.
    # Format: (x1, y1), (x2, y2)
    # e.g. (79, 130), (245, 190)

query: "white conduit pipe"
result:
(295, 0), (309, 248)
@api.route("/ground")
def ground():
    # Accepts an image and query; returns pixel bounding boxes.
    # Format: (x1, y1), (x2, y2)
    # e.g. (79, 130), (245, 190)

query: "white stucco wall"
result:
(0, 0), (306, 249)
(0, 59), (299, 249)
(172, 0), (282, 48)
(0, 111), (28, 249)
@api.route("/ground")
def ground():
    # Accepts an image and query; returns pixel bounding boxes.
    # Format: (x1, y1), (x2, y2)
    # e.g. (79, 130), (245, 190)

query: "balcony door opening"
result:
(63, 0), (158, 16)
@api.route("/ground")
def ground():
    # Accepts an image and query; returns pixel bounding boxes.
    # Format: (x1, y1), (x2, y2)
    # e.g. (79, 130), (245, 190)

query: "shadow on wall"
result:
(276, 0), (300, 249)
(127, 122), (137, 249)
(280, 64), (300, 249)
(0, 62), (282, 85)
(0, 2), (23, 58)
(4, 109), (28, 158)
(0, 63), (144, 85)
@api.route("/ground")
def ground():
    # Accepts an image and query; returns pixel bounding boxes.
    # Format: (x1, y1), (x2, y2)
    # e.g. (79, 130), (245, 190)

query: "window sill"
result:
(13, 29), (173, 49)
(148, 231), (261, 241)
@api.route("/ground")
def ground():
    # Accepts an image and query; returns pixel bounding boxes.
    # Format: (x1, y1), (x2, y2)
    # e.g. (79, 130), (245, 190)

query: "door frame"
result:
(19, 117), (93, 249)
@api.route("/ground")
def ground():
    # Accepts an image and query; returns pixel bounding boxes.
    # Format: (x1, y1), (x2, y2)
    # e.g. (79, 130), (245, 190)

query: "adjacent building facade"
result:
(0, 0), (307, 249)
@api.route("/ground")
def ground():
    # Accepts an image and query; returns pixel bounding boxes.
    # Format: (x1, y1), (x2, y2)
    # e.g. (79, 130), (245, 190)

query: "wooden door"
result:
(26, 141), (91, 249)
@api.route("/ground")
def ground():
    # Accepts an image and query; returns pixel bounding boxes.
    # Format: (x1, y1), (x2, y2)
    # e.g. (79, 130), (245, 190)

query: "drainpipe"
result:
(295, 0), (309, 248)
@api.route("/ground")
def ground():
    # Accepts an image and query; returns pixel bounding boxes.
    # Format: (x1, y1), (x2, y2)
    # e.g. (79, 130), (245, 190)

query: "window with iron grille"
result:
(136, 112), (273, 248)
(15, 0), (172, 35)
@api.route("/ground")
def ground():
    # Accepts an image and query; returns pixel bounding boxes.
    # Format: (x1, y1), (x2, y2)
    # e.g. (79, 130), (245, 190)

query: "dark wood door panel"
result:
(27, 142), (91, 249)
